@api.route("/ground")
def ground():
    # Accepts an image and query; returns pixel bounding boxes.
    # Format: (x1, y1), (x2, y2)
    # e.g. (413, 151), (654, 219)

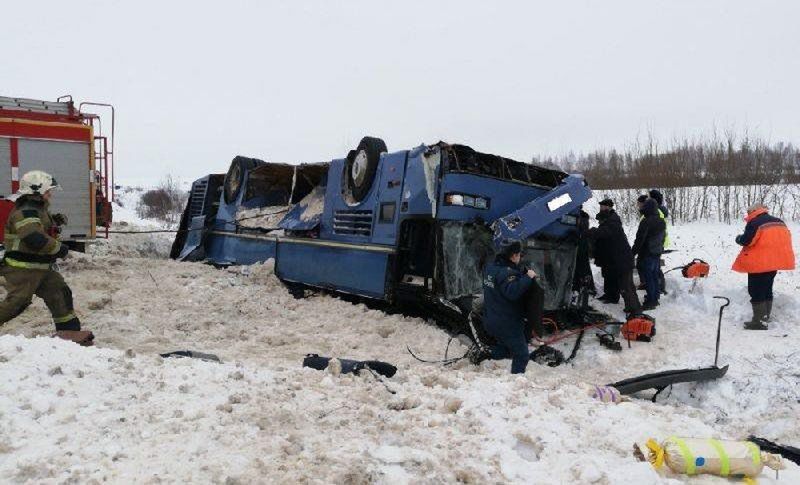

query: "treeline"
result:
(532, 133), (800, 189)
(532, 133), (800, 223)
(590, 185), (800, 225)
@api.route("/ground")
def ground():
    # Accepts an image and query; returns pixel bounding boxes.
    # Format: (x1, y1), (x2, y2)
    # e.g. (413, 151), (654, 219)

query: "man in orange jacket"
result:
(732, 204), (795, 329)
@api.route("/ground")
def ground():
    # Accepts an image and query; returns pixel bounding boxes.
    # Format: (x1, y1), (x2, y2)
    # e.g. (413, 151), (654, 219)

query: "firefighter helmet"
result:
(18, 170), (61, 196)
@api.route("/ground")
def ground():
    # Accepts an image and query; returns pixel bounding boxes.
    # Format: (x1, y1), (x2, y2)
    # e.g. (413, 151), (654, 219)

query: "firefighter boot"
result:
(53, 317), (95, 346)
(744, 302), (769, 330)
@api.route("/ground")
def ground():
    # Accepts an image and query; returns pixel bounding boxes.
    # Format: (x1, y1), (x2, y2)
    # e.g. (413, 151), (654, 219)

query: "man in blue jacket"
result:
(632, 199), (666, 310)
(473, 240), (538, 374)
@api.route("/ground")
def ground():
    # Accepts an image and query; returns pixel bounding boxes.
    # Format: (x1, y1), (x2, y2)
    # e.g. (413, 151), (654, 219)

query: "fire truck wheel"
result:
(224, 156), (259, 204)
(345, 136), (387, 202)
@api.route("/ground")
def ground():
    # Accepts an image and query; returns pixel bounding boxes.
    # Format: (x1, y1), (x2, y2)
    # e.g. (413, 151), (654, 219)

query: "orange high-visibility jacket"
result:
(732, 208), (795, 274)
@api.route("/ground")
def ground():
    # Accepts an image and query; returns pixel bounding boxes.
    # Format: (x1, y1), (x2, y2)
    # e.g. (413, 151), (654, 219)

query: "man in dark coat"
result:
(572, 210), (596, 295)
(474, 240), (538, 374)
(632, 199), (666, 310)
(635, 194), (649, 289)
(648, 189), (669, 294)
(648, 189), (669, 219)
(593, 199), (620, 302)
(589, 200), (641, 314)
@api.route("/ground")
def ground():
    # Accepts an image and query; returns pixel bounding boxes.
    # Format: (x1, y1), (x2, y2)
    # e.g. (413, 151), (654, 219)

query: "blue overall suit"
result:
(482, 256), (534, 374)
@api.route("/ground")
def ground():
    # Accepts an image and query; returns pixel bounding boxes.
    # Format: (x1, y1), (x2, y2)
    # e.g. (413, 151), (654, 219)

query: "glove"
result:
(52, 213), (68, 226)
(55, 244), (69, 259)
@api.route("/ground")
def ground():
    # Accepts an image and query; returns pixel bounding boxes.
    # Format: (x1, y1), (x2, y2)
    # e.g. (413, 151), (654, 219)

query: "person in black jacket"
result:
(648, 189), (669, 294)
(593, 199), (619, 302)
(648, 189), (669, 219)
(588, 200), (641, 314)
(572, 210), (596, 295)
(634, 194), (649, 289)
(632, 198), (666, 310)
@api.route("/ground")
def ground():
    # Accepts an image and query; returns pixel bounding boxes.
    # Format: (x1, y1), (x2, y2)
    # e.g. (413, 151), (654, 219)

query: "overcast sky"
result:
(2, 1), (798, 185)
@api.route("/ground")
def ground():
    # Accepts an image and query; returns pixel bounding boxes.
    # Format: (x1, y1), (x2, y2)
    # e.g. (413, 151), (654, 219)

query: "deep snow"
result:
(0, 200), (798, 484)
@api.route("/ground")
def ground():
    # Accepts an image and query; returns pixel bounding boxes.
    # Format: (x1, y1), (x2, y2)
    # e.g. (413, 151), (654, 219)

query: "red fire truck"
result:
(0, 95), (115, 249)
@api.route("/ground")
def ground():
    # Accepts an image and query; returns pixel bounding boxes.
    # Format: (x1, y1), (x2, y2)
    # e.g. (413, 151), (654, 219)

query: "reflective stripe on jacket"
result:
(732, 209), (795, 273)
(2, 195), (62, 269)
(640, 208), (669, 249)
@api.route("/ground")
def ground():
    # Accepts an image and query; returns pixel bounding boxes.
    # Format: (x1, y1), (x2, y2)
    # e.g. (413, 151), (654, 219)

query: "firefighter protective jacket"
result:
(2, 195), (63, 270)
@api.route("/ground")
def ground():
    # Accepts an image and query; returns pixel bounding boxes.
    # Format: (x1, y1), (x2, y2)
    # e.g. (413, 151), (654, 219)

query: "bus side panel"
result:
(205, 233), (277, 266)
(275, 242), (389, 299)
(17, 139), (92, 240)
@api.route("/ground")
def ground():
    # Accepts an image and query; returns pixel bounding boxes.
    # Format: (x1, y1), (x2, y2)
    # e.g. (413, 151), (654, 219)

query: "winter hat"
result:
(637, 194), (649, 204)
(498, 239), (524, 258)
(641, 198), (659, 216)
(744, 203), (769, 221)
(648, 189), (664, 206)
(599, 198), (614, 208)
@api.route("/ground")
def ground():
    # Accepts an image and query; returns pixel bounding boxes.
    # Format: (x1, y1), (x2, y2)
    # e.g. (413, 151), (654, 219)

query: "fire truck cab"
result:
(0, 95), (115, 249)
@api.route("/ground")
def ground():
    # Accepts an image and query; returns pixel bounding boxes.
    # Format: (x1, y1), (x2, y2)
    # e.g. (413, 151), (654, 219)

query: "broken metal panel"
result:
(390, 145), (437, 218)
(279, 185), (326, 231)
(422, 146), (441, 217)
(177, 216), (208, 261)
(492, 174), (592, 247)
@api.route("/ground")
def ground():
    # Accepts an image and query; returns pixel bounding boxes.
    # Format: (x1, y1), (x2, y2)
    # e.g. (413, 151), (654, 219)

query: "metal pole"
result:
(712, 296), (730, 367)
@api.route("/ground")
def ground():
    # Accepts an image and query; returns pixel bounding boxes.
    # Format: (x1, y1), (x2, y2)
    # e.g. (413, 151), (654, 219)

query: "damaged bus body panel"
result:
(172, 139), (592, 331)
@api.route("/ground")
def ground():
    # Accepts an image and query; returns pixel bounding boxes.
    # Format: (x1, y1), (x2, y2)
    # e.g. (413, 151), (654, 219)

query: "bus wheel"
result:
(345, 136), (387, 203)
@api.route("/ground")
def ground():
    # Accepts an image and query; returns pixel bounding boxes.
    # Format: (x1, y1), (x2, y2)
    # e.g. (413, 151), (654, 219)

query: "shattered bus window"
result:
(440, 222), (494, 300)
(440, 144), (566, 189)
(522, 238), (577, 310)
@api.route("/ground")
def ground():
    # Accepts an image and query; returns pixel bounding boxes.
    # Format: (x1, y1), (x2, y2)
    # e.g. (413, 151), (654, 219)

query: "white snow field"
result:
(0, 201), (798, 484)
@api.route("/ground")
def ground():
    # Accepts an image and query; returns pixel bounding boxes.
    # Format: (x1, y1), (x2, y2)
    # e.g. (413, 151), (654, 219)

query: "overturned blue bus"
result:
(171, 137), (593, 333)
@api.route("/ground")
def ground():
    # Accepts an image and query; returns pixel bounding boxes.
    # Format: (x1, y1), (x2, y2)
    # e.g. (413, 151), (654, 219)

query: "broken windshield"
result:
(440, 221), (577, 310)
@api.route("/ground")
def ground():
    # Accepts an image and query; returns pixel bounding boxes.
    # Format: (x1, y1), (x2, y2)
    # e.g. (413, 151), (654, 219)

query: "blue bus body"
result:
(171, 141), (592, 329)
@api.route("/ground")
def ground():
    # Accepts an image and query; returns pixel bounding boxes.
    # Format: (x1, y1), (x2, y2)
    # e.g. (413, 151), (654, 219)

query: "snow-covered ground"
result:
(0, 197), (798, 483)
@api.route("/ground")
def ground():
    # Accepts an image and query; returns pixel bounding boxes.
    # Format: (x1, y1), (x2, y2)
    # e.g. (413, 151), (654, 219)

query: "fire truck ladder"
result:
(75, 99), (115, 238)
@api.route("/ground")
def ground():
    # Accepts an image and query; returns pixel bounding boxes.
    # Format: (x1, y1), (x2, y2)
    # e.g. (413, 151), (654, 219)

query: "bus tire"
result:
(345, 136), (387, 203)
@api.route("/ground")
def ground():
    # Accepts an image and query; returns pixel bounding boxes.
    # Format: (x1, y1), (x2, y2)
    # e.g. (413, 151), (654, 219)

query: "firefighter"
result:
(632, 198), (666, 310)
(0, 171), (79, 332)
(471, 240), (537, 374)
(732, 204), (795, 330)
